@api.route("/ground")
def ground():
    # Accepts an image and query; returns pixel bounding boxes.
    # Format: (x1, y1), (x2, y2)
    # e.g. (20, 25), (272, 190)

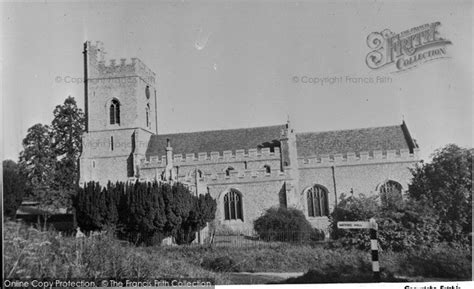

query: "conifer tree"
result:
(73, 181), (217, 246)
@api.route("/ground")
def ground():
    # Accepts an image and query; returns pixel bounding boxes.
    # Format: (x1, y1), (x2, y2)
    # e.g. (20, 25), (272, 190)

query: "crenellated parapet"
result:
(96, 57), (155, 84)
(140, 147), (281, 169)
(192, 167), (288, 184)
(138, 167), (290, 185)
(86, 41), (155, 85)
(298, 148), (420, 168)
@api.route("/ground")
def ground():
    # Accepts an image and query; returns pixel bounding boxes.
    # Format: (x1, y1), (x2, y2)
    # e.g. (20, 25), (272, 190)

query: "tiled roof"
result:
(146, 124), (285, 157)
(296, 123), (416, 157)
(146, 122), (417, 158)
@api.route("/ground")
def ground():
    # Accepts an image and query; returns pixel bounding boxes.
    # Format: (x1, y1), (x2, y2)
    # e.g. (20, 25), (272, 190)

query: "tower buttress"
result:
(280, 118), (300, 209)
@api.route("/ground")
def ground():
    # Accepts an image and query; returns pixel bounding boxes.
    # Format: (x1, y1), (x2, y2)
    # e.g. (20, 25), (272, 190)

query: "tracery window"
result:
(379, 180), (403, 207)
(224, 189), (243, 221)
(110, 99), (120, 125)
(306, 185), (329, 217)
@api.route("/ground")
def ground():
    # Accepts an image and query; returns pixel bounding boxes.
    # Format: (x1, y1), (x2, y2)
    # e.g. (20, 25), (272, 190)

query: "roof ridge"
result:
(156, 123), (286, 136)
(296, 123), (402, 135)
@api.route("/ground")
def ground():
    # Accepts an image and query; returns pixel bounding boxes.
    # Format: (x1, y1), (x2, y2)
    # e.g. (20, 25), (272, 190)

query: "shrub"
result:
(397, 243), (472, 280)
(376, 200), (440, 251)
(73, 181), (216, 246)
(329, 194), (379, 250)
(309, 228), (326, 242)
(329, 194), (441, 251)
(175, 193), (217, 245)
(254, 207), (313, 243)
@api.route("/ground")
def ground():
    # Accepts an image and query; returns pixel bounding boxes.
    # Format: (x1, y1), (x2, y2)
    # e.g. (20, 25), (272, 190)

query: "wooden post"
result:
(369, 218), (380, 281)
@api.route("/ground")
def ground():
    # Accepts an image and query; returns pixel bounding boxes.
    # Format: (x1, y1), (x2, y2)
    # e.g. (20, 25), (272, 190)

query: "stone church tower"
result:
(79, 41), (158, 184)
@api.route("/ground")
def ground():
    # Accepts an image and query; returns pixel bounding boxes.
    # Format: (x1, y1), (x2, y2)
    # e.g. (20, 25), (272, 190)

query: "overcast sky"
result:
(1, 0), (472, 161)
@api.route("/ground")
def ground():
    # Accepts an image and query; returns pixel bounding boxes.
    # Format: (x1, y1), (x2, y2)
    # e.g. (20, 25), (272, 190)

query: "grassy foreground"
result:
(4, 221), (472, 284)
(3, 221), (231, 284)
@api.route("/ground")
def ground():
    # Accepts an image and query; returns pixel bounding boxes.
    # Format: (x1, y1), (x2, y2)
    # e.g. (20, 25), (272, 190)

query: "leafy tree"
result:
(408, 144), (472, 243)
(18, 97), (85, 212)
(329, 194), (440, 251)
(3, 160), (27, 218)
(19, 123), (55, 199)
(51, 96), (85, 191)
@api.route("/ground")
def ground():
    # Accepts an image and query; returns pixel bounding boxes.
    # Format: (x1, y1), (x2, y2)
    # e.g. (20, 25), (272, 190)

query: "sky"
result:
(1, 0), (472, 162)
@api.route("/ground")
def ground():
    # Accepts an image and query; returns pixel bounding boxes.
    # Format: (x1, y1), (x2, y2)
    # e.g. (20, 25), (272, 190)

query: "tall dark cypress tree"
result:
(74, 180), (217, 245)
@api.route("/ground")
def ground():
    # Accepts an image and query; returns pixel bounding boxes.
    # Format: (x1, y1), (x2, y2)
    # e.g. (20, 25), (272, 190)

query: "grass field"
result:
(3, 221), (472, 284)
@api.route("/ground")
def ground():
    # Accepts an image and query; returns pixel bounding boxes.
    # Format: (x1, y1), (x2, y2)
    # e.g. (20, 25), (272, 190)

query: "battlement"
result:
(198, 167), (288, 183)
(141, 147), (281, 168)
(85, 41), (155, 85)
(298, 148), (420, 167)
(138, 167), (288, 184)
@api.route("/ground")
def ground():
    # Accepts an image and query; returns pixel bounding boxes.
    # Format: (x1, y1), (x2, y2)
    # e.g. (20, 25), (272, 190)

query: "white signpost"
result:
(337, 218), (380, 281)
(337, 221), (371, 229)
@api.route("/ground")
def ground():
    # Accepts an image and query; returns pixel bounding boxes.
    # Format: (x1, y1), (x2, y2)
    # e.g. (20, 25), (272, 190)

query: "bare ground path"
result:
(228, 272), (305, 284)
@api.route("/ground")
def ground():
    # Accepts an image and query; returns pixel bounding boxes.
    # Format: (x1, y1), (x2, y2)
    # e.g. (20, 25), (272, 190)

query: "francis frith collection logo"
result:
(366, 22), (452, 72)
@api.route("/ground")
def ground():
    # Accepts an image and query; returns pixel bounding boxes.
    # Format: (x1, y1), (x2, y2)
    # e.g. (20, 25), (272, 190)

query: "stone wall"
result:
(138, 146), (420, 233)
(207, 179), (286, 232)
(295, 148), (419, 230)
(80, 155), (130, 185)
(139, 147), (282, 182)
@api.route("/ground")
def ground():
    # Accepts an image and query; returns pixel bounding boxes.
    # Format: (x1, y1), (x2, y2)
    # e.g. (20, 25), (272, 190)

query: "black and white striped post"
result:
(369, 218), (380, 281)
(337, 218), (381, 282)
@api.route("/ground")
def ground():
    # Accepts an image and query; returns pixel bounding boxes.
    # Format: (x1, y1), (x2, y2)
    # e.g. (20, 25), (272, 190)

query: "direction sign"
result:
(337, 221), (371, 229)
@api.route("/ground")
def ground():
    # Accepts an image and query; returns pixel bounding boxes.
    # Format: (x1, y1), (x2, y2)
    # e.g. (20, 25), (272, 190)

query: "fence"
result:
(195, 229), (327, 248)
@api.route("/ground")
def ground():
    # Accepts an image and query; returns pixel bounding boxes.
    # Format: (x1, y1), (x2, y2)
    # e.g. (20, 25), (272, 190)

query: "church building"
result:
(79, 41), (420, 233)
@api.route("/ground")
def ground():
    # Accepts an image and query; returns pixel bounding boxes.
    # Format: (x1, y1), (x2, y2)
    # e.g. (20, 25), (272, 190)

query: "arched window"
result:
(224, 189), (243, 221)
(225, 166), (234, 177)
(145, 85), (150, 99)
(145, 104), (150, 128)
(379, 180), (403, 207)
(110, 99), (120, 125)
(190, 169), (203, 179)
(263, 165), (271, 174)
(306, 185), (329, 217)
